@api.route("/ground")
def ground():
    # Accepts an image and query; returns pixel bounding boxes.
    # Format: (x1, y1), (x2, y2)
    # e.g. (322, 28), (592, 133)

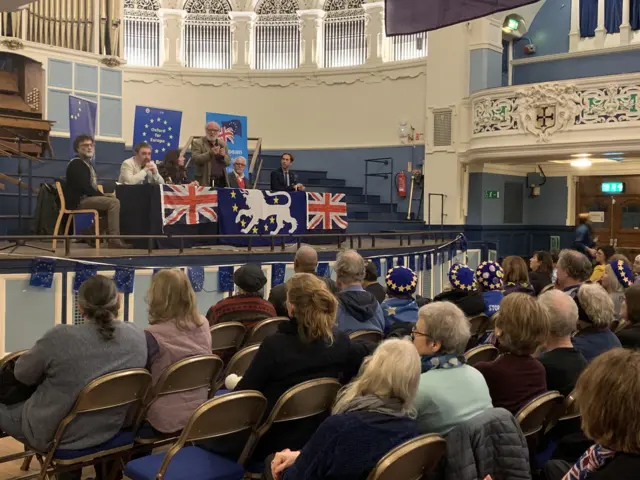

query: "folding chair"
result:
(210, 322), (247, 359)
(464, 344), (499, 366)
(243, 317), (289, 346)
(349, 330), (384, 344)
(52, 180), (100, 253)
(124, 391), (268, 480)
(215, 345), (259, 392)
(516, 391), (564, 452)
(367, 433), (446, 480)
(134, 355), (224, 448)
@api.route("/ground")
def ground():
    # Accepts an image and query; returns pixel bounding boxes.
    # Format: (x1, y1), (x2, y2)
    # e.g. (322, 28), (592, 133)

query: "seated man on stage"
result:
(191, 122), (231, 187)
(64, 135), (130, 249)
(270, 152), (304, 192)
(118, 142), (165, 185)
(227, 156), (250, 189)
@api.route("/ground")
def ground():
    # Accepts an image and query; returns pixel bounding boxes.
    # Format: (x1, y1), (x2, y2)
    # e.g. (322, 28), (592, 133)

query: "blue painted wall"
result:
(513, 0), (572, 60)
(469, 48), (504, 93)
(467, 173), (568, 226)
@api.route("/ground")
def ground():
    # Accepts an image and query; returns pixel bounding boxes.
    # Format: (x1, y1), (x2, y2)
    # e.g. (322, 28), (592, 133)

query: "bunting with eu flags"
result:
(217, 188), (306, 246)
(133, 106), (182, 159)
(384, 0), (538, 35)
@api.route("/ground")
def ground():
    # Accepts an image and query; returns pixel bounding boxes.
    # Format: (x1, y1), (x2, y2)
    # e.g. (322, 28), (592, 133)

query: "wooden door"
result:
(577, 195), (614, 246)
(613, 197), (640, 247)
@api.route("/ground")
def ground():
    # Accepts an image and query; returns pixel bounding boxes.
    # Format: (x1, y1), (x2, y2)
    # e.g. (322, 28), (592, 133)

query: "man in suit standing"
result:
(64, 135), (129, 249)
(191, 122), (231, 187)
(270, 152), (304, 192)
(227, 156), (250, 189)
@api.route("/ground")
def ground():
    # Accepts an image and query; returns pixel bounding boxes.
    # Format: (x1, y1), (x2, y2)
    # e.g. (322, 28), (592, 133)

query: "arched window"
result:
(184, 0), (232, 69)
(124, 0), (161, 66)
(324, 0), (366, 68)
(254, 0), (300, 70)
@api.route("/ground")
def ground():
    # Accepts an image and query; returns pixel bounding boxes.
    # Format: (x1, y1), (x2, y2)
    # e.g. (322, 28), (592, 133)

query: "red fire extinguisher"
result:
(396, 170), (407, 197)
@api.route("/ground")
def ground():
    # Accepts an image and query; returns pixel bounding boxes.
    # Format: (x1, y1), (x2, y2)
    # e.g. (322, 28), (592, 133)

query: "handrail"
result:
(0, 139), (44, 164)
(0, 173), (38, 194)
(248, 136), (262, 176)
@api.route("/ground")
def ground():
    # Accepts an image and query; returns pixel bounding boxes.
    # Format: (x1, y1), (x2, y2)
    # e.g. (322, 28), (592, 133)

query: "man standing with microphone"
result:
(191, 121), (231, 187)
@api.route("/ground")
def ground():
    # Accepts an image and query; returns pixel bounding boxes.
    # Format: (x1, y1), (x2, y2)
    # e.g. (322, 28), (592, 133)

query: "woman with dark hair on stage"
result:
(159, 149), (190, 185)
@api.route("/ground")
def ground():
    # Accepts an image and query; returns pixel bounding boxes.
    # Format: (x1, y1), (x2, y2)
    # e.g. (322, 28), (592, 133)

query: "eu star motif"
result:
(232, 204), (238, 212)
(252, 226), (258, 234)
(385, 307), (397, 316)
(230, 191), (236, 198)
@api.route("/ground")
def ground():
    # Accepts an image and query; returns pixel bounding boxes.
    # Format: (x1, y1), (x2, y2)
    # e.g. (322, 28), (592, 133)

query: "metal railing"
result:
(364, 157), (394, 213)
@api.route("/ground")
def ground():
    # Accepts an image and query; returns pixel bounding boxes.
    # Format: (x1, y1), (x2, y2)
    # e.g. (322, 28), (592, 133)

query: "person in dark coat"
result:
(433, 263), (485, 317)
(159, 149), (189, 184)
(267, 339), (421, 480)
(616, 284), (640, 348)
(529, 251), (553, 295)
(363, 261), (386, 304)
(502, 256), (535, 297)
(573, 213), (596, 260)
(268, 245), (337, 317)
(541, 349), (640, 480)
(270, 153), (304, 192)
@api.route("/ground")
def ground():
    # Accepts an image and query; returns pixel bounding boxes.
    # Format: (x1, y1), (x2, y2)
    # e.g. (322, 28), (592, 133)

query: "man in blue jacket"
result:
(335, 249), (385, 333)
(381, 266), (419, 332)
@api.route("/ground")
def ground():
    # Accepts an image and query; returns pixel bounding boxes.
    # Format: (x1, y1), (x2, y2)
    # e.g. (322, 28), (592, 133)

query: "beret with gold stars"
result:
(610, 259), (635, 288)
(474, 261), (504, 291)
(449, 264), (476, 292)
(386, 266), (418, 296)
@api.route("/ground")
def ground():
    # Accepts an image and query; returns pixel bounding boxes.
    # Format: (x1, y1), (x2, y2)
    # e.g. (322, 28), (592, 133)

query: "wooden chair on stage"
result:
(52, 180), (100, 253)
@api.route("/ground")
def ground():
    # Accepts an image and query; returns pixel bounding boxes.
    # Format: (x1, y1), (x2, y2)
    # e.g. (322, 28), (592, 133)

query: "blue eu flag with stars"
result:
(133, 106), (183, 160)
(69, 95), (97, 157)
(218, 188), (306, 246)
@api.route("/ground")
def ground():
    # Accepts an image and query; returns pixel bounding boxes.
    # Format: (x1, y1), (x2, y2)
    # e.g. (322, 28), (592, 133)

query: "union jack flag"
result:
(161, 184), (218, 227)
(307, 192), (348, 230)
(218, 126), (234, 144)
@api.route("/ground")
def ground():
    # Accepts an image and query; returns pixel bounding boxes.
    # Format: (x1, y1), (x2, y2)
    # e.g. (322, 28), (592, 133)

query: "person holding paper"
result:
(191, 122), (231, 187)
(118, 142), (165, 185)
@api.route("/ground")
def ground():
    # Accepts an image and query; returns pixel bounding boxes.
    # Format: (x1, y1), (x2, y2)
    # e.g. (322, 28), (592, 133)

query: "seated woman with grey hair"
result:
(412, 302), (492, 435)
(267, 339), (421, 480)
(571, 283), (622, 362)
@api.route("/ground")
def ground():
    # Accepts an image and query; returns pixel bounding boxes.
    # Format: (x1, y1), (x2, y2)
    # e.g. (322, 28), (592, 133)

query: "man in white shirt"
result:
(118, 142), (165, 185)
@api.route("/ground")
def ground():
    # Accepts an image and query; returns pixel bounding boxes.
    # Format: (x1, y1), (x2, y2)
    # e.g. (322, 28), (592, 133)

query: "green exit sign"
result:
(484, 190), (500, 199)
(601, 182), (625, 193)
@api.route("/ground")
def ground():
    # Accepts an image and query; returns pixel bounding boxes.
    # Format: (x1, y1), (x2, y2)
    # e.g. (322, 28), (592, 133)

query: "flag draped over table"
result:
(217, 188), (306, 246)
(306, 192), (348, 230)
(133, 106), (183, 159)
(384, 0), (539, 35)
(161, 184), (218, 228)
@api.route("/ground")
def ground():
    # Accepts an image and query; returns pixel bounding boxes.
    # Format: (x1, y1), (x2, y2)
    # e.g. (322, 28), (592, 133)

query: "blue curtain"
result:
(605, 0), (622, 33)
(580, 0), (598, 37)
(632, 0), (640, 30)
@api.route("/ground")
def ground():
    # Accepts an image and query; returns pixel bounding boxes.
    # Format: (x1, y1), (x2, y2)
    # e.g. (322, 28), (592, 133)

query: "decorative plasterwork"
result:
(184, 0), (232, 13)
(123, 60), (425, 87)
(0, 39), (24, 50)
(124, 0), (161, 9)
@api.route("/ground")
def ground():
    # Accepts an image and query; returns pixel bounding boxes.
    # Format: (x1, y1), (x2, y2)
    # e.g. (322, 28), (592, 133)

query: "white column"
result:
(595, 0), (606, 48)
(93, 0), (101, 53)
(229, 11), (257, 70)
(621, 0), (631, 45)
(569, 0), (580, 51)
(157, 8), (187, 67)
(362, 1), (384, 65)
(297, 9), (325, 70)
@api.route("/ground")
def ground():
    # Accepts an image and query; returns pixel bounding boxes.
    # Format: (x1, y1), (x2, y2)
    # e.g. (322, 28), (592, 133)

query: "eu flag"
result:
(385, 0), (538, 35)
(217, 188), (306, 246)
(69, 95), (97, 157)
(133, 106), (183, 161)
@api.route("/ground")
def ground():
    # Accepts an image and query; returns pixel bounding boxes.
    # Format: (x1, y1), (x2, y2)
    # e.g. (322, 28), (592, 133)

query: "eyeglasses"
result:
(410, 327), (429, 341)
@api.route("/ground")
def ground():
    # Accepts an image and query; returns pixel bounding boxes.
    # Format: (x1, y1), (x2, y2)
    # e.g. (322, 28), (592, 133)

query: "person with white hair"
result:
(191, 121), (231, 186)
(412, 302), (492, 435)
(227, 156), (249, 189)
(555, 249), (593, 297)
(334, 250), (385, 333)
(537, 290), (587, 396)
(571, 283), (621, 362)
(268, 339), (421, 480)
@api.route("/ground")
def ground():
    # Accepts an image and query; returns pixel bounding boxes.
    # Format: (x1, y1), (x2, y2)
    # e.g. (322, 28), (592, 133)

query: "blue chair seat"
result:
(214, 389), (231, 397)
(244, 460), (264, 475)
(124, 446), (244, 480)
(54, 430), (135, 460)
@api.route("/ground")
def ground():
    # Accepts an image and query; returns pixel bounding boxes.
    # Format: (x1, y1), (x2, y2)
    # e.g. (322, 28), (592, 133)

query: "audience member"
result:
(542, 349), (640, 480)
(236, 273), (370, 415)
(529, 251), (554, 295)
(334, 250), (385, 333)
(590, 245), (615, 282)
(474, 293), (549, 414)
(555, 249), (593, 297)
(207, 264), (276, 328)
(571, 283), (621, 362)
(381, 266), (419, 331)
(601, 259), (634, 321)
(144, 269), (212, 434)
(537, 290), (587, 396)
(412, 302), (492, 435)
(268, 245), (337, 317)
(64, 135), (129, 249)
(475, 261), (504, 318)
(432, 264), (485, 317)
(363, 261), (386, 304)
(191, 122), (231, 187)
(503, 256), (535, 296)
(617, 284), (640, 348)
(634, 254), (640, 284)
(0, 276), (146, 480)
(573, 213), (596, 260)
(268, 339), (421, 480)
(551, 250), (560, 284)
(118, 142), (165, 185)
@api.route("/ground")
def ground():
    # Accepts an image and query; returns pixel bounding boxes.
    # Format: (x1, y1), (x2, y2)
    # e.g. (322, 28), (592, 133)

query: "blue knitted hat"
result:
(475, 261), (504, 290)
(610, 259), (634, 288)
(449, 264), (476, 292)
(386, 266), (418, 296)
